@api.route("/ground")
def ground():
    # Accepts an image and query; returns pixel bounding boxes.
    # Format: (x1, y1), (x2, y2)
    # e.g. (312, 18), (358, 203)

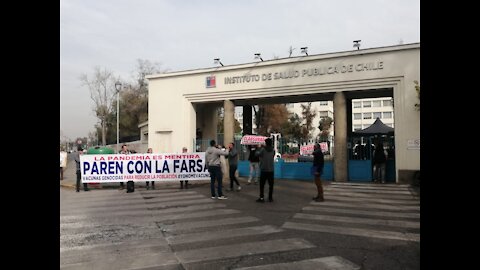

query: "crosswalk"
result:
(60, 187), (361, 269)
(281, 182), (420, 242)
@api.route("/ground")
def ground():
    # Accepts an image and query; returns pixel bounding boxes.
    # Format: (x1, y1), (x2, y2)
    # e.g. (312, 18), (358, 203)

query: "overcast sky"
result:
(60, 0), (419, 141)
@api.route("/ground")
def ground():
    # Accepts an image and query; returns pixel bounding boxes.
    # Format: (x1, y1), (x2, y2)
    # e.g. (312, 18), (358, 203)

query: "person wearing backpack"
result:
(373, 141), (388, 183)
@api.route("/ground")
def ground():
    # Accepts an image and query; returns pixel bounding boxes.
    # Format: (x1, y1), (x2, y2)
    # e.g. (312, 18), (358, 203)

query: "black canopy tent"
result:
(353, 117), (394, 135)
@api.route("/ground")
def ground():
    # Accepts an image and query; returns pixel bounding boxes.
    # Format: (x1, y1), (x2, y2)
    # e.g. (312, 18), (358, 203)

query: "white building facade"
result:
(352, 97), (394, 131)
(286, 101), (334, 140)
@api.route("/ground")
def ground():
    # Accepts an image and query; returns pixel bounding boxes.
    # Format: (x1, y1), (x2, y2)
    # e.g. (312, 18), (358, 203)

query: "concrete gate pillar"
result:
(223, 100), (235, 182)
(333, 92), (348, 182)
(223, 100), (235, 146)
(201, 104), (218, 142)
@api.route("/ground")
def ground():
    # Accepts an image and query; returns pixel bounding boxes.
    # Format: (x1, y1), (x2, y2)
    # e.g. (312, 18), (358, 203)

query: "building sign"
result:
(80, 153), (210, 183)
(224, 61), (384, 85)
(206, 75), (216, 88)
(407, 139), (420, 150)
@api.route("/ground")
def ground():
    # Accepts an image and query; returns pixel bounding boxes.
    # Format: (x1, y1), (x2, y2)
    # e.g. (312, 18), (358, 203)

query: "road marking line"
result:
(282, 222), (420, 242)
(303, 206), (420, 218)
(293, 213), (420, 228)
(233, 256), (360, 270)
(167, 225), (283, 244)
(175, 238), (315, 263)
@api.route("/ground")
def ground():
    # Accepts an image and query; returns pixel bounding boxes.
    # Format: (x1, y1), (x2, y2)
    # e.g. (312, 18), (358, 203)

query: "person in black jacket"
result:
(255, 138), (275, 202)
(227, 142), (241, 191)
(74, 146), (89, 192)
(312, 143), (324, 202)
(145, 148), (155, 190)
(373, 142), (388, 183)
(180, 147), (189, 189)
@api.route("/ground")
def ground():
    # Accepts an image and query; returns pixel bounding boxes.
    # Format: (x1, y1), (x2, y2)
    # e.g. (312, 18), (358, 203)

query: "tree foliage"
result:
(318, 116), (333, 141)
(118, 59), (164, 139)
(254, 104), (289, 136)
(282, 113), (302, 141)
(93, 59), (166, 144)
(414, 80), (420, 111)
(300, 102), (317, 141)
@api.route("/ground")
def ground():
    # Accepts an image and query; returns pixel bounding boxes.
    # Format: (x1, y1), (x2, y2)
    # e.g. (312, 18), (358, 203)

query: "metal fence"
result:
(195, 135), (334, 162)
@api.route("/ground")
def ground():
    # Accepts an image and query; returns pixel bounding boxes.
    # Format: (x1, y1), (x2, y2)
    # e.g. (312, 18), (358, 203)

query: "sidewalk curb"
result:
(60, 183), (76, 189)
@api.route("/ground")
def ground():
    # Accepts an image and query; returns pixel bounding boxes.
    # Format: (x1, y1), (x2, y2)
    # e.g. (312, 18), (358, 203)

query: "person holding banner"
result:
(247, 146), (260, 185)
(145, 148), (155, 190)
(74, 146), (89, 192)
(60, 150), (67, 180)
(119, 144), (135, 193)
(206, 140), (229, 200)
(180, 146), (189, 189)
(255, 138), (275, 202)
(312, 143), (325, 202)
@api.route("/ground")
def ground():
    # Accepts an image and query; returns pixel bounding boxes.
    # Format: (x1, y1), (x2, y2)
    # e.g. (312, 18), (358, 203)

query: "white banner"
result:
(240, 135), (269, 145)
(300, 143), (328, 155)
(80, 153), (210, 183)
(60, 151), (67, 168)
(300, 144), (315, 155)
(320, 142), (328, 153)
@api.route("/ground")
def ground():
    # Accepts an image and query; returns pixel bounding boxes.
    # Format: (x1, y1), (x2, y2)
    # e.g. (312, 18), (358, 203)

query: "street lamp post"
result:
(115, 82), (122, 153)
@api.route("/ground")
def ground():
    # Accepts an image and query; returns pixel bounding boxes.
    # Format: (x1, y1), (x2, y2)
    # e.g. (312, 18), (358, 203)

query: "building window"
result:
(354, 113), (361, 120)
(383, 112), (392, 118)
(383, 100), (393, 107)
(385, 123), (393, 127)
(319, 111), (329, 118)
(372, 100), (381, 107)
(363, 101), (371, 108)
(319, 101), (328, 106)
(353, 125), (362, 131)
(373, 112), (382, 119)
(363, 124), (371, 129)
(353, 101), (361, 108)
(363, 113), (372, 119)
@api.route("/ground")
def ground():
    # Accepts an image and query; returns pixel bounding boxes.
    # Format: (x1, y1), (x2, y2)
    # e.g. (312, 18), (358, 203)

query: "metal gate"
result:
(348, 136), (374, 182)
(348, 135), (395, 182)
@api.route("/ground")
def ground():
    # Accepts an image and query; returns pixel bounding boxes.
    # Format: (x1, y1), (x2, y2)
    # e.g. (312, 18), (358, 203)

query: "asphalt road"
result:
(60, 177), (420, 270)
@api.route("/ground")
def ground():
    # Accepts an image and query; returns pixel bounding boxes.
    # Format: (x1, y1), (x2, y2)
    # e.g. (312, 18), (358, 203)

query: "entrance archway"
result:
(147, 43), (419, 183)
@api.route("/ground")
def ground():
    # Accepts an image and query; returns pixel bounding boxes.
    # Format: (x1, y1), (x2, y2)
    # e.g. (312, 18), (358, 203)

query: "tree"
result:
(119, 59), (165, 139)
(254, 104), (289, 135)
(282, 113), (302, 141)
(414, 80), (420, 111)
(300, 102), (317, 141)
(80, 67), (119, 146)
(88, 130), (98, 147)
(59, 130), (70, 151)
(318, 116), (333, 141)
(132, 59), (166, 98)
(105, 59), (166, 144)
